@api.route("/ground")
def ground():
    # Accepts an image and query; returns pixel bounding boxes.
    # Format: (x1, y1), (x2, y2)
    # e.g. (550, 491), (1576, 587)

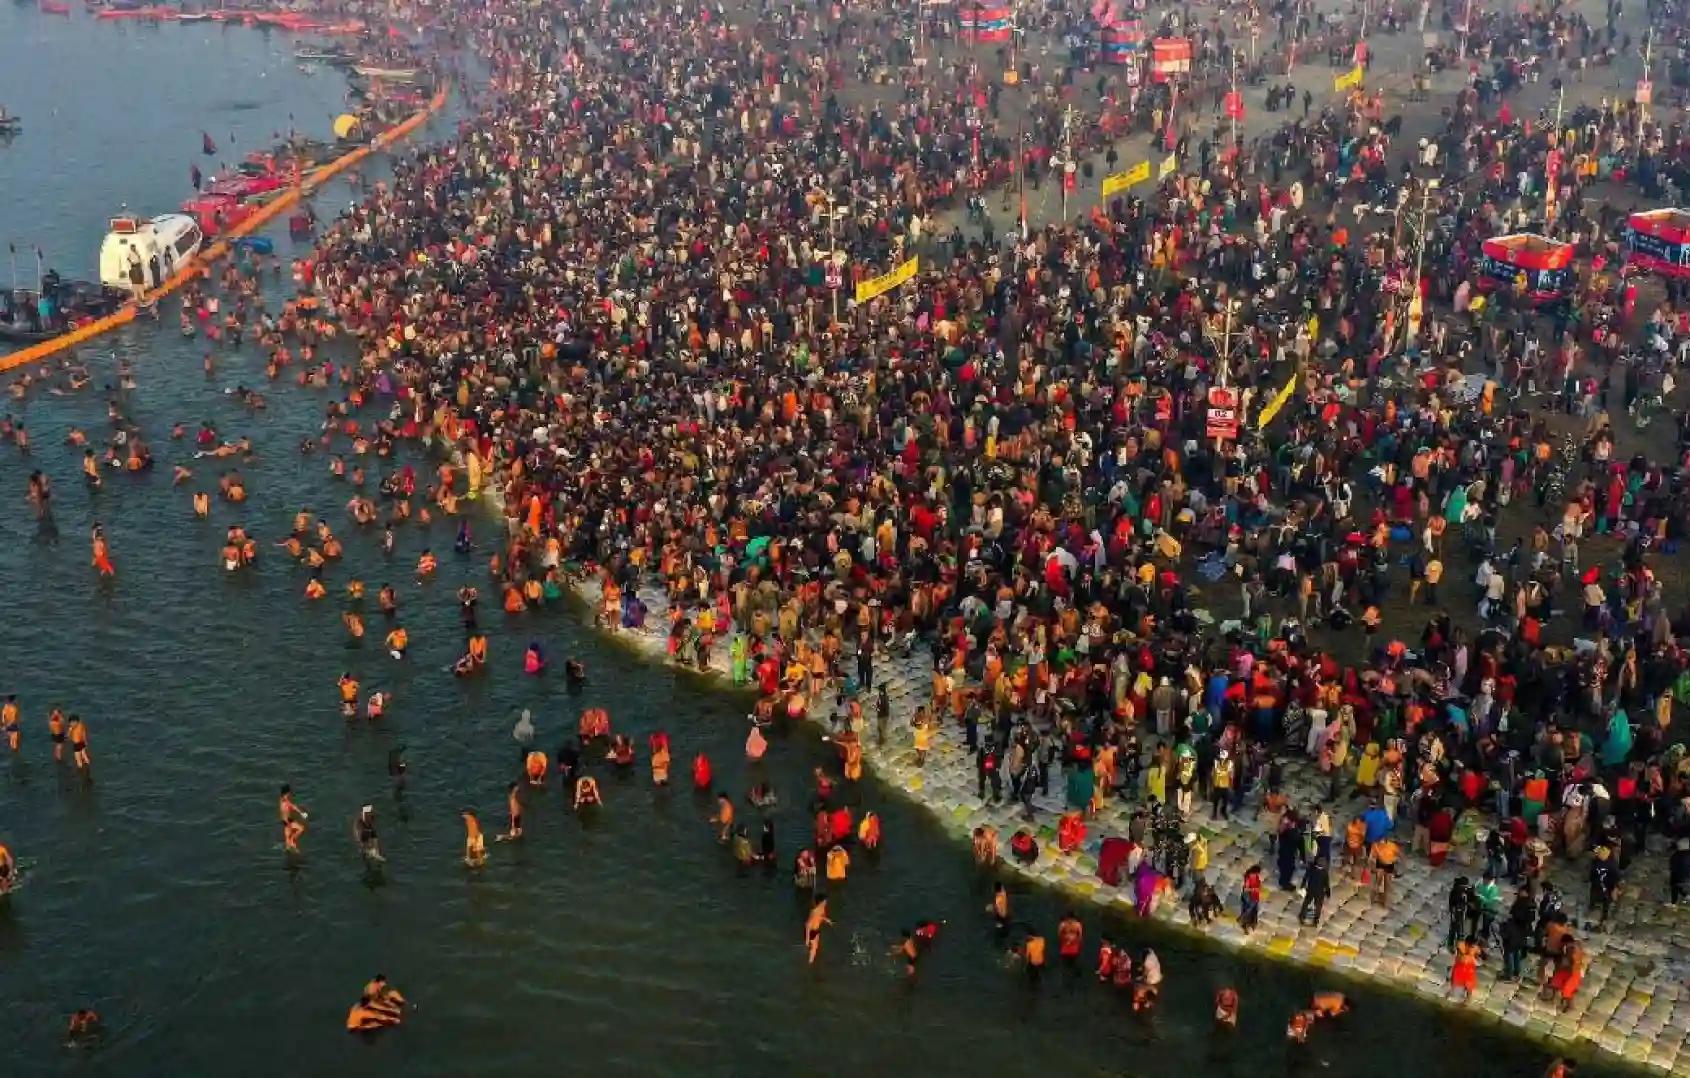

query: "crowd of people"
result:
(263, 0), (1690, 1024)
(4, 0), (1690, 1061)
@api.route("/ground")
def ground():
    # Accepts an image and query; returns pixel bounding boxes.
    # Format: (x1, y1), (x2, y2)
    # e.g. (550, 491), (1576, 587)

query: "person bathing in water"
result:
(353, 805), (385, 864)
(462, 809), (486, 867)
(279, 784), (309, 853)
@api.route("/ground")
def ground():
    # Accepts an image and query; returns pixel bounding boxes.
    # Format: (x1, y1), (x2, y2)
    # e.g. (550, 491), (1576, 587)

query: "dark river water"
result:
(0, 6), (1630, 1077)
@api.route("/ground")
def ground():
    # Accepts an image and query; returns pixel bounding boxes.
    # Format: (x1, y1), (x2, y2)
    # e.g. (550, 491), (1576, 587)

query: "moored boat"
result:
(352, 64), (420, 80)
(0, 281), (126, 343)
(98, 213), (202, 292)
(295, 44), (354, 65)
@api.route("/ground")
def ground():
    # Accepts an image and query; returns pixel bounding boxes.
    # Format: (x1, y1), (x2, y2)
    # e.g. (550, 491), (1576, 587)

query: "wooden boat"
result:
(294, 45), (354, 65)
(352, 64), (419, 80)
(0, 283), (125, 344)
(94, 6), (174, 18)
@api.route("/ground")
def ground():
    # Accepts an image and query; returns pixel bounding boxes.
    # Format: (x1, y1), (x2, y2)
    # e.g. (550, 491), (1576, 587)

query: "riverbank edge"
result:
(561, 577), (1674, 1077)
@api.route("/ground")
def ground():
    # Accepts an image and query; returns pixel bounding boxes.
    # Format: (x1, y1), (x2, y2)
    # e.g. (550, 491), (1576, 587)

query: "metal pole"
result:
(917, 0), (925, 69)
(1212, 298), (1235, 455)
(1286, 0), (1299, 75)
(1637, 28), (1652, 143)
(1403, 179), (1435, 354)
(1230, 53), (1240, 164)
(1060, 104), (1072, 223)
(1545, 83), (1564, 227)
(1016, 113), (1027, 239)
(1218, 299), (1233, 388)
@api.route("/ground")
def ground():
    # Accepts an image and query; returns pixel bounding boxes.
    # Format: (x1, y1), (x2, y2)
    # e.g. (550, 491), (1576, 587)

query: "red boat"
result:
(40, 1), (72, 15)
(204, 172), (285, 199)
(180, 193), (258, 238)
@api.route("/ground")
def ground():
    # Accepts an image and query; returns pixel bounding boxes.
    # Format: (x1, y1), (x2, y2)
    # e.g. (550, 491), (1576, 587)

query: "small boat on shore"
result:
(295, 44), (354, 65)
(353, 64), (420, 80)
(94, 6), (173, 18)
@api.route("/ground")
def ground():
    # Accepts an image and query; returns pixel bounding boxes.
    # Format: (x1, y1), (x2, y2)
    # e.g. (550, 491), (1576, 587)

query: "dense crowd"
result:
(252, 0), (1690, 1015)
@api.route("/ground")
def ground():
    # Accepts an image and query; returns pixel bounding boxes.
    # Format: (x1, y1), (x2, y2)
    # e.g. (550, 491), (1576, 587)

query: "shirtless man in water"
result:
(2, 695), (18, 753)
(462, 809), (486, 867)
(500, 782), (523, 841)
(804, 894), (831, 964)
(279, 785), (309, 853)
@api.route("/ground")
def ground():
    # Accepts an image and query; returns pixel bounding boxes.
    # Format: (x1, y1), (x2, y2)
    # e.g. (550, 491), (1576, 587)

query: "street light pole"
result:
(1059, 103), (1073, 223)
(1637, 27), (1653, 143)
(1402, 178), (1438, 356)
(1229, 52), (1240, 164)
(1016, 113), (1027, 239)
(1206, 296), (1241, 455)
(823, 192), (843, 325)
(1545, 82), (1565, 229)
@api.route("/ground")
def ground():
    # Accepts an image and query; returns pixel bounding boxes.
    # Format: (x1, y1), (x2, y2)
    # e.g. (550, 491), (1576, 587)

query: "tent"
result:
(1477, 233), (1573, 305)
(1100, 18), (1143, 64)
(1149, 38), (1191, 81)
(1623, 208), (1690, 279)
(958, 3), (1013, 42)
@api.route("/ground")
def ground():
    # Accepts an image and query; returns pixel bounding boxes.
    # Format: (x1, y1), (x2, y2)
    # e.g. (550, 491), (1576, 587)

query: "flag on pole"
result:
(1333, 64), (1364, 92)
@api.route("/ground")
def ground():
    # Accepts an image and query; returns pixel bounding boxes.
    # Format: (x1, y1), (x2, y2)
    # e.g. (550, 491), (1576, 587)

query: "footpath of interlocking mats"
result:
(570, 577), (1690, 1074)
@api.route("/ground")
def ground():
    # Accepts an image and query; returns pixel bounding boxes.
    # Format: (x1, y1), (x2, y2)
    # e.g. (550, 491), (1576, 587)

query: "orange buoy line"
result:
(0, 85), (449, 374)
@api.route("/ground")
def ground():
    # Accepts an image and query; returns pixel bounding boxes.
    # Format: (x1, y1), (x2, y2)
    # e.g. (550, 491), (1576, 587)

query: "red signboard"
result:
(1206, 386), (1240, 439)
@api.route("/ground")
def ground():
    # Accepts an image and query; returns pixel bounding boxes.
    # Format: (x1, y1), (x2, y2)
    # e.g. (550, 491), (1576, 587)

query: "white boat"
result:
(98, 213), (203, 292)
(352, 64), (420, 80)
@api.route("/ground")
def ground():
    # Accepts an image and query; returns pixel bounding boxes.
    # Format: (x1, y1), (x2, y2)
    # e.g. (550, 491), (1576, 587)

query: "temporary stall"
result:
(1476, 233), (1574, 304)
(959, 2), (1013, 42)
(1623, 208), (1690, 279)
(1149, 37), (1191, 81)
(1100, 19), (1143, 64)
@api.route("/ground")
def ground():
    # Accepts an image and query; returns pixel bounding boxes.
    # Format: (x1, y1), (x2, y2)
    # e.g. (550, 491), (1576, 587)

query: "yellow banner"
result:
(1158, 153), (1178, 180)
(1333, 64), (1364, 92)
(854, 256), (919, 304)
(1101, 160), (1150, 198)
(1256, 373), (1299, 429)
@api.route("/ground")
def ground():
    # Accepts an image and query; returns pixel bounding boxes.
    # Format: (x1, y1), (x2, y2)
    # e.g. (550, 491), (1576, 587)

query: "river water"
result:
(0, 6), (1628, 1076)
